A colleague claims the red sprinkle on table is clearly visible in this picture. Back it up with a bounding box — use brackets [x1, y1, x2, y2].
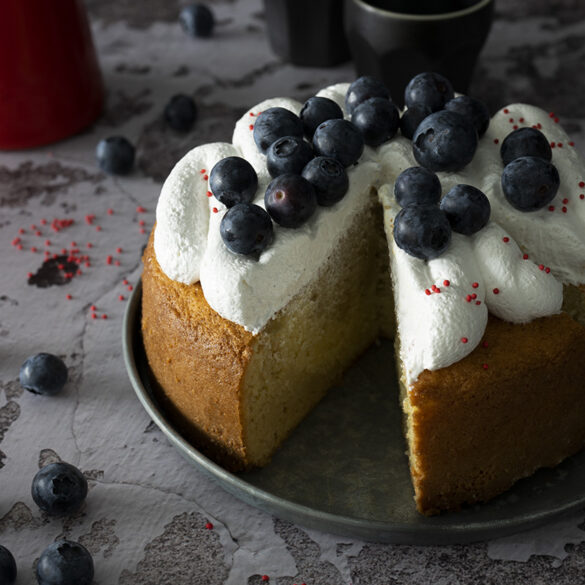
[205, 522, 214, 530]
[482, 363, 489, 370]
[66, 294, 72, 300]
[261, 577, 270, 582]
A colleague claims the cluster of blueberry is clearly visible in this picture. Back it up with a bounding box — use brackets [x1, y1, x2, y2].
[500, 127, 560, 211]
[1, 354, 95, 584]
[392, 167, 491, 260]
[217, 76, 407, 256]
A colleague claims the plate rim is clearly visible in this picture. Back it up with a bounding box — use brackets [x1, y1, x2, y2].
[122, 279, 585, 545]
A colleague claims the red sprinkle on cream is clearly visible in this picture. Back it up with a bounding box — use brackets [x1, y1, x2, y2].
[493, 288, 500, 294]
[443, 279, 450, 286]
[548, 205, 555, 212]
[425, 289, 431, 296]
[493, 138, 499, 145]
[472, 282, 479, 288]
[205, 522, 214, 530]
[502, 236, 510, 243]
[461, 337, 468, 343]
[522, 253, 529, 260]
[212, 207, 218, 213]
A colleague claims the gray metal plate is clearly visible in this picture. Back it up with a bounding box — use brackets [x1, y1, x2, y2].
[123, 281, 585, 544]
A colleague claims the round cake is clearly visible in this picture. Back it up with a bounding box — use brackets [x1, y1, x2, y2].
[141, 74, 585, 515]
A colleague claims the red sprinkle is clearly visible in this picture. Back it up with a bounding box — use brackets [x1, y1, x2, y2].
[106, 255, 113, 265]
[466, 295, 472, 303]
[107, 208, 114, 215]
[212, 207, 218, 213]
[580, 194, 585, 200]
[471, 293, 477, 300]
[476, 300, 482, 305]
[493, 138, 499, 145]
[18, 228, 25, 234]
[91, 313, 97, 320]
[503, 108, 509, 114]
[580, 181, 585, 188]
[548, 205, 555, 212]
[482, 341, 489, 348]
[472, 282, 479, 288]
[482, 363, 489, 370]
[66, 294, 72, 300]
[261, 577, 269, 582]
[551, 142, 556, 148]
[425, 289, 431, 296]
[116, 247, 123, 254]
[127, 285, 134, 291]
[200, 169, 207, 174]
[207, 191, 213, 198]
[545, 267, 551, 273]
[249, 124, 254, 130]
[205, 522, 214, 530]
[538, 264, 545, 271]
[443, 279, 450, 286]
[522, 253, 529, 260]
[562, 206, 567, 213]
[502, 236, 510, 243]
[493, 288, 500, 294]
[90, 305, 97, 311]
[203, 174, 209, 181]
[563, 198, 569, 204]
[137, 206, 147, 213]
[118, 295, 125, 301]
[101, 314, 108, 320]
[461, 337, 468, 344]
[40, 219, 47, 225]
[96, 226, 102, 232]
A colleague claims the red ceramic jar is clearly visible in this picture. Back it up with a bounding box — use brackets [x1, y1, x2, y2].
[0, 0, 104, 149]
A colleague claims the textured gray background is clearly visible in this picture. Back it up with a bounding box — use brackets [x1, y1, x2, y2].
[1, 0, 585, 583]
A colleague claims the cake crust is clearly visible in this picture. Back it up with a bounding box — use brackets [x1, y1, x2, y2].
[408, 313, 585, 515]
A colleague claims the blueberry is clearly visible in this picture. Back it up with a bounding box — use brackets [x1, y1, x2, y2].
[500, 127, 552, 166]
[404, 72, 454, 113]
[209, 156, 258, 208]
[32, 462, 88, 516]
[393, 205, 452, 261]
[351, 97, 400, 147]
[253, 107, 304, 154]
[164, 94, 197, 131]
[299, 96, 343, 139]
[36, 540, 94, 585]
[301, 156, 349, 206]
[440, 184, 491, 235]
[0, 545, 16, 585]
[266, 136, 314, 178]
[313, 119, 364, 167]
[20, 353, 68, 396]
[413, 110, 478, 172]
[345, 76, 390, 115]
[445, 95, 490, 137]
[501, 156, 560, 212]
[264, 174, 317, 228]
[400, 104, 432, 140]
[179, 4, 215, 38]
[394, 167, 441, 207]
[220, 203, 274, 256]
[96, 136, 135, 175]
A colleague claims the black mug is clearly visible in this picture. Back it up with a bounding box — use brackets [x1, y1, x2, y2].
[264, 0, 351, 67]
[343, 0, 494, 103]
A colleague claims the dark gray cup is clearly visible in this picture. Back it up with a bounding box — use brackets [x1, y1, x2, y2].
[264, 0, 351, 67]
[343, 0, 494, 103]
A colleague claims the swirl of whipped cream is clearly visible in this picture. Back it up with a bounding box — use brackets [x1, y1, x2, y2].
[155, 85, 382, 333]
[444, 103, 585, 286]
[379, 189, 563, 384]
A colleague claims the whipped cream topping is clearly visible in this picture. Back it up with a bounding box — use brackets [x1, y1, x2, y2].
[154, 84, 572, 381]
[380, 191, 563, 384]
[445, 103, 585, 286]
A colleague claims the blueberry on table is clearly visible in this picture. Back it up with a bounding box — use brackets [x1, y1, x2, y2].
[164, 94, 197, 131]
[351, 97, 400, 147]
[179, 4, 215, 38]
[393, 205, 452, 261]
[501, 156, 560, 212]
[36, 540, 94, 585]
[301, 156, 349, 206]
[267, 136, 314, 178]
[95, 136, 135, 175]
[253, 107, 304, 153]
[413, 110, 478, 172]
[394, 167, 441, 208]
[220, 203, 274, 256]
[300, 96, 343, 139]
[32, 462, 88, 516]
[0, 545, 16, 585]
[20, 353, 68, 396]
[440, 184, 491, 235]
[264, 174, 317, 228]
[345, 76, 390, 115]
[500, 127, 552, 166]
[445, 95, 490, 138]
[209, 156, 258, 207]
[312, 118, 364, 167]
[400, 104, 432, 140]
[404, 72, 454, 113]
